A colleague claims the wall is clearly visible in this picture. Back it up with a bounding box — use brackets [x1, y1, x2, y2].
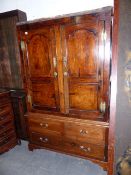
[115, 0, 131, 166]
[0, 0, 113, 20]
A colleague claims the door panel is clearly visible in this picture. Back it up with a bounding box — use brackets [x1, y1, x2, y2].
[67, 28, 98, 77]
[25, 28, 59, 111]
[28, 34, 51, 77]
[69, 83, 98, 110]
[61, 18, 106, 115]
[31, 78, 56, 109]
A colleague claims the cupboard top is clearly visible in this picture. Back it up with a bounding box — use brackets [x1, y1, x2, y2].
[17, 6, 112, 30]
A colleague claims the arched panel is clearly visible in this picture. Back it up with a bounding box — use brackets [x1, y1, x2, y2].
[28, 34, 51, 77]
[67, 29, 97, 77]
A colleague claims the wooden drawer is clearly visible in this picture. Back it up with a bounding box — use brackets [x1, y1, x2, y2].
[0, 94, 10, 106]
[64, 122, 108, 145]
[0, 138, 17, 154]
[0, 113, 13, 125]
[0, 91, 17, 153]
[0, 121, 15, 134]
[0, 130, 16, 146]
[29, 117, 63, 134]
[62, 139, 76, 154]
[0, 129, 15, 142]
[63, 139, 106, 161]
[76, 142, 105, 161]
[30, 132, 62, 148]
[0, 104, 12, 116]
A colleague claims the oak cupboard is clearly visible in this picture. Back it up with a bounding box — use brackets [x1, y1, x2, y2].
[17, 7, 112, 170]
[0, 10, 27, 141]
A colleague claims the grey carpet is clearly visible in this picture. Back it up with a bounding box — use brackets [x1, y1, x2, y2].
[0, 141, 107, 175]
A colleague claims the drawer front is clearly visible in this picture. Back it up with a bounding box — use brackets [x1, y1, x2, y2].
[0, 113, 13, 125]
[0, 94, 10, 106]
[0, 138, 16, 154]
[62, 139, 77, 154]
[0, 126, 15, 139]
[0, 104, 12, 116]
[76, 142, 105, 160]
[30, 132, 62, 148]
[63, 139, 105, 161]
[64, 122, 107, 145]
[29, 118, 63, 134]
[0, 131, 16, 146]
[0, 121, 15, 134]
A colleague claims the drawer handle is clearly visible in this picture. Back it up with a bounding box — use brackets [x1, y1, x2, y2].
[40, 123, 48, 128]
[80, 129, 88, 135]
[39, 137, 48, 143]
[80, 145, 91, 152]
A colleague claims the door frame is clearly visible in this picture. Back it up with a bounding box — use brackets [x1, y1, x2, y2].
[108, 0, 119, 174]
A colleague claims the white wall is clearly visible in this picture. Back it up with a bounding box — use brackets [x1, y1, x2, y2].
[0, 0, 113, 20]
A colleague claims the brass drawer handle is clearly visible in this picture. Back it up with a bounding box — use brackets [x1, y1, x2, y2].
[80, 129, 88, 135]
[39, 137, 48, 143]
[40, 123, 48, 128]
[80, 145, 91, 152]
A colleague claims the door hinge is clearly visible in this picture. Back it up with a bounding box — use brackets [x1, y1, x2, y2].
[54, 71, 58, 77]
[53, 57, 57, 68]
[63, 57, 67, 67]
[27, 94, 32, 104]
[99, 101, 106, 113]
[101, 30, 107, 42]
[20, 40, 26, 52]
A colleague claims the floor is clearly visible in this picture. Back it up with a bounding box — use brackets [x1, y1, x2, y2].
[0, 141, 107, 175]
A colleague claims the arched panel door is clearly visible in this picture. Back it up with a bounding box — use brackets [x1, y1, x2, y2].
[24, 28, 60, 111]
[61, 17, 110, 118]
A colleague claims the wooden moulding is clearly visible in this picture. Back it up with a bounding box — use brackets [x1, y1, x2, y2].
[17, 6, 112, 30]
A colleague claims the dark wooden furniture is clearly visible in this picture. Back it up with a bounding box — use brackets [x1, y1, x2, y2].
[0, 90, 17, 153]
[0, 10, 27, 142]
[17, 7, 112, 171]
[0, 10, 27, 89]
[10, 90, 27, 140]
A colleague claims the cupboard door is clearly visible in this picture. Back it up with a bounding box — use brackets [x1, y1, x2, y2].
[23, 28, 60, 111]
[61, 17, 110, 116]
